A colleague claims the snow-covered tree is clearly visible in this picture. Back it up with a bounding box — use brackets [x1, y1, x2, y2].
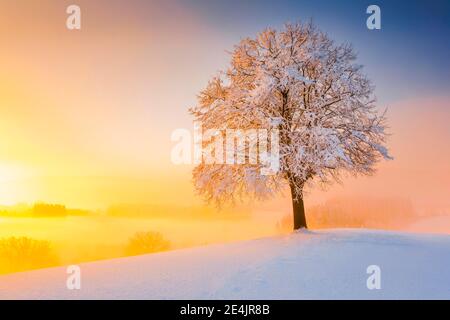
[190, 22, 391, 230]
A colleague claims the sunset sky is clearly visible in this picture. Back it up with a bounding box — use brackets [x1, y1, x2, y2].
[0, 0, 449, 212]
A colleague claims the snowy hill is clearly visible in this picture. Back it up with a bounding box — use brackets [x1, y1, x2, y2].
[0, 229, 449, 299]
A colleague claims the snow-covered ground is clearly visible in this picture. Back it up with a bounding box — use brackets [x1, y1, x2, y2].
[0, 229, 449, 299]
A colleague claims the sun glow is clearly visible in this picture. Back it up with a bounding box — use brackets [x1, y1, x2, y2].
[0, 164, 32, 205]
[0, 164, 24, 183]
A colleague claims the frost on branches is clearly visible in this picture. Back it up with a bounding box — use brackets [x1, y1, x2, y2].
[190, 22, 392, 229]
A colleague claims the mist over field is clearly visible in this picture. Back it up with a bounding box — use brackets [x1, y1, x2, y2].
[1, 195, 449, 274]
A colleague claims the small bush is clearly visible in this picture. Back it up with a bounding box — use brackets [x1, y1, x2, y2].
[125, 231, 171, 256]
[0, 237, 59, 274]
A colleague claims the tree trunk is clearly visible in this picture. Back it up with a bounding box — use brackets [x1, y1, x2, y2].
[290, 183, 307, 230]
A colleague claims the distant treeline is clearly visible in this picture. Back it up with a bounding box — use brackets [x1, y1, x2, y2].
[277, 197, 421, 232]
[0, 203, 91, 218]
[0, 203, 251, 220]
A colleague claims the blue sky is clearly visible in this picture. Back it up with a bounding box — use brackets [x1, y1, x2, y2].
[180, 0, 450, 104]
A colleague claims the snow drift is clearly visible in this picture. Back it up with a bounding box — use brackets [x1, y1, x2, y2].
[0, 229, 449, 299]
